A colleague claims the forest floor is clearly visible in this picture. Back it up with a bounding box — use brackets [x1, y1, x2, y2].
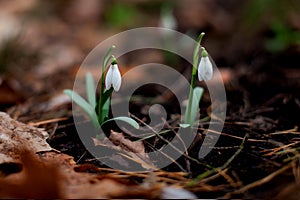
[0, 1, 300, 199]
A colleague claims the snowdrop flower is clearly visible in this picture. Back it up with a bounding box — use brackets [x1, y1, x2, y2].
[198, 47, 213, 81]
[159, 6, 177, 30]
[105, 56, 121, 91]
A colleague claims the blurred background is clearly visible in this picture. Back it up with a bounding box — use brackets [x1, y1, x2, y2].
[0, 0, 300, 110]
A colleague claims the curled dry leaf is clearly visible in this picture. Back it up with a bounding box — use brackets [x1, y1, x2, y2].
[0, 112, 52, 163]
[109, 130, 145, 154]
[93, 131, 157, 170]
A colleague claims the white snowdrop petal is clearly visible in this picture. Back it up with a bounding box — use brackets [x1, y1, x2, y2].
[112, 64, 122, 91]
[105, 63, 122, 92]
[105, 64, 113, 90]
[202, 57, 213, 80]
[198, 56, 213, 81]
[205, 59, 213, 80]
[198, 58, 205, 81]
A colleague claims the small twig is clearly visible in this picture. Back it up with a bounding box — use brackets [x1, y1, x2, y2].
[28, 117, 69, 126]
[197, 168, 226, 184]
[222, 133, 248, 169]
[262, 141, 300, 156]
[162, 118, 192, 174]
[283, 154, 300, 163]
[198, 127, 266, 142]
[246, 152, 282, 167]
[131, 114, 211, 168]
[224, 121, 253, 126]
[269, 126, 299, 135]
[218, 169, 241, 188]
[212, 146, 240, 150]
[130, 114, 187, 172]
[47, 122, 58, 141]
[76, 151, 87, 164]
[223, 162, 293, 198]
[188, 133, 248, 185]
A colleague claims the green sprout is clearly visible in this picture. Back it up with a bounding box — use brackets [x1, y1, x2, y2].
[182, 32, 213, 128]
[64, 46, 139, 130]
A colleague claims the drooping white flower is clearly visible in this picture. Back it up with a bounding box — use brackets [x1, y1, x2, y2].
[198, 47, 213, 81]
[105, 58, 121, 91]
[159, 7, 177, 30]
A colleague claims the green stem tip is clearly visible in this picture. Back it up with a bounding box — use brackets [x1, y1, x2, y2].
[111, 55, 117, 65]
[201, 47, 208, 57]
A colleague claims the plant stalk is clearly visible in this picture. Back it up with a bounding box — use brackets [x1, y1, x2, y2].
[185, 32, 205, 125]
[98, 46, 115, 123]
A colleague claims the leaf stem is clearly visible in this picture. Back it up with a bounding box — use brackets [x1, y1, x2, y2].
[98, 45, 115, 124]
[185, 32, 205, 125]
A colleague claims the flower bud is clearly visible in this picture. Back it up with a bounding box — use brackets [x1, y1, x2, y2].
[198, 47, 213, 81]
[105, 56, 121, 91]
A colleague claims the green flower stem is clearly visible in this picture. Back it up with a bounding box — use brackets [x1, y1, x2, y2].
[98, 45, 115, 123]
[185, 32, 205, 125]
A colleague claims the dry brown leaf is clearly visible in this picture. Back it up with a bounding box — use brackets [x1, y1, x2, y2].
[0, 112, 191, 198]
[0, 150, 62, 198]
[109, 130, 145, 154]
[93, 131, 157, 170]
[0, 141, 191, 198]
[0, 149, 163, 198]
[0, 112, 52, 163]
[0, 150, 133, 198]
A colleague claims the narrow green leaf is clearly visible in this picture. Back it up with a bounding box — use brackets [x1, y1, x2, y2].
[64, 89, 92, 115]
[102, 116, 139, 129]
[189, 87, 204, 126]
[184, 103, 190, 124]
[86, 73, 96, 109]
[184, 87, 204, 126]
[64, 89, 100, 129]
[89, 111, 101, 129]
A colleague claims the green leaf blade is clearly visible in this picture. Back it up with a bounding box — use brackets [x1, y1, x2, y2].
[64, 89, 100, 129]
[102, 116, 139, 129]
[184, 87, 204, 127]
[86, 73, 96, 110]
